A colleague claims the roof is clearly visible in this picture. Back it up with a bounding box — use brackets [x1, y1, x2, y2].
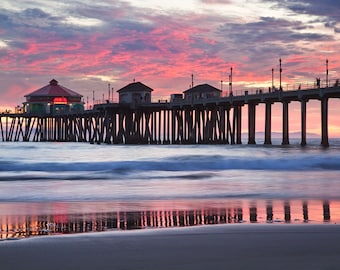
[183, 84, 222, 94]
[117, 82, 153, 93]
[25, 79, 83, 98]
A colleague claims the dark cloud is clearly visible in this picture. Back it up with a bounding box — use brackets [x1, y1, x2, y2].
[264, 0, 340, 32]
[0, 8, 62, 41]
[215, 16, 330, 70]
[276, 0, 340, 17]
[120, 40, 159, 51]
[0, 12, 10, 22]
[22, 8, 50, 18]
[218, 17, 330, 44]
[214, 15, 332, 76]
[112, 20, 154, 33]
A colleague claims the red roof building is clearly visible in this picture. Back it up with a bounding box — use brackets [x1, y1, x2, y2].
[24, 79, 84, 114]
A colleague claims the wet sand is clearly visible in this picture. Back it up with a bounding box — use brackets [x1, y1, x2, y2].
[1, 224, 340, 270]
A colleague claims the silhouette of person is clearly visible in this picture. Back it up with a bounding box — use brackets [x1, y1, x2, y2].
[316, 78, 321, 88]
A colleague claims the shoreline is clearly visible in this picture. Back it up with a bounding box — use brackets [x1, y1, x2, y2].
[1, 224, 340, 270]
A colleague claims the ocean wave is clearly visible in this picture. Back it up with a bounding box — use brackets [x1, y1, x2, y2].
[0, 153, 340, 175]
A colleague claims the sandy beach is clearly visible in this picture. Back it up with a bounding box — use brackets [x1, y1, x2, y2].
[1, 224, 340, 270]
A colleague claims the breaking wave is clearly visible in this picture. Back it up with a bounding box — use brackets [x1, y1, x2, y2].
[0, 153, 339, 182]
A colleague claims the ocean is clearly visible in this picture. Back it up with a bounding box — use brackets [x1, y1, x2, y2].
[1, 139, 340, 239]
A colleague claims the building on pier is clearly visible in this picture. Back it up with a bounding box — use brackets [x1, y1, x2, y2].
[183, 84, 222, 101]
[117, 81, 153, 105]
[23, 79, 84, 114]
[170, 93, 183, 103]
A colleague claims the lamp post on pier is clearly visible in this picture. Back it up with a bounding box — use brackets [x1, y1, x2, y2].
[326, 59, 329, 88]
[279, 58, 282, 91]
[272, 68, 274, 90]
[229, 67, 233, 95]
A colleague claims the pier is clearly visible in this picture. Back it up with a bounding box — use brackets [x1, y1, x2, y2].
[1, 86, 340, 146]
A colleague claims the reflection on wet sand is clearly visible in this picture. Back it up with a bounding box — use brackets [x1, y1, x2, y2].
[284, 201, 291, 222]
[303, 201, 308, 222]
[323, 201, 331, 222]
[266, 203, 273, 222]
[0, 199, 339, 240]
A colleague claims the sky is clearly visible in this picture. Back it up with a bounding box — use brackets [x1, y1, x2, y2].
[1, 0, 340, 135]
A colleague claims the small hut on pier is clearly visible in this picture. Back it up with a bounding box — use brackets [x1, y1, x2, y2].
[117, 82, 153, 105]
[23, 79, 84, 114]
[183, 84, 221, 101]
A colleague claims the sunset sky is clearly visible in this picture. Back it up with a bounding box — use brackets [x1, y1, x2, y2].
[1, 0, 340, 135]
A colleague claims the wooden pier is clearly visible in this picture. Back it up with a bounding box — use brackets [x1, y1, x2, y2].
[1, 86, 340, 146]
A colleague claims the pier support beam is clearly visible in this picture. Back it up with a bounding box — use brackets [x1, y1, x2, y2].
[171, 109, 176, 144]
[301, 100, 307, 146]
[231, 107, 235, 145]
[264, 102, 272, 145]
[226, 107, 231, 144]
[234, 105, 242, 144]
[282, 101, 290, 145]
[321, 98, 329, 147]
[248, 103, 256, 144]
[237, 106, 242, 144]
